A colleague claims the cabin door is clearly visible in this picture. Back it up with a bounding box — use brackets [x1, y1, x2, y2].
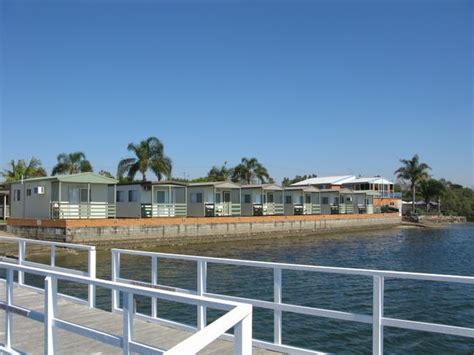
[223, 191, 231, 215]
[304, 194, 312, 214]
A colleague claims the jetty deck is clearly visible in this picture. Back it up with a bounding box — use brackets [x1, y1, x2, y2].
[0, 283, 277, 354]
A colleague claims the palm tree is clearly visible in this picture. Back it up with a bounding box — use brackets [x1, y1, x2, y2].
[52, 152, 93, 175]
[1, 157, 47, 182]
[394, 154, 431, 213]
[207, 162, 232, 181]
[117, 137, 172, 182]
[232, 157, 270, 184]
[419, 179, 445, 212]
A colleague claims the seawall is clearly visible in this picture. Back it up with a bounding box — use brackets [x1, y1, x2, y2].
[6, 214, 401, 247]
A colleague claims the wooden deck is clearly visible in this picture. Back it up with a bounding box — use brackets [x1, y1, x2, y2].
[0, 283, 279, 354]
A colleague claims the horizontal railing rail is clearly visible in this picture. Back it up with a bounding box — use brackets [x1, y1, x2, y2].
[112, 248, 474, 355]
[0, 235, 96, 307]
[152, 203, 187, 217]
[50, 201, 116, 219]
[0, 262, 252, 355]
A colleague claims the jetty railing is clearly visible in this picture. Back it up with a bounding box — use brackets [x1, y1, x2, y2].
[0, 236, 97, 307]
[0, 262, 252, 355]
[112, 248, 474, 355]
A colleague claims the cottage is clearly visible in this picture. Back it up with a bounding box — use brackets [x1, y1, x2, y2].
[319, 189, 376, 214]
[241, 184, 284, 216]
[283, 186, 321, 215]
[187, 182, 241, 217]
[9, 173, 117, 219]
[116, 181, 187, 218]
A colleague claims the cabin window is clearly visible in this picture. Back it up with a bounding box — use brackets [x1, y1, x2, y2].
[305, 195, 311, 204]
[366, 196, 373, 205]
[346, 196, 352, 202]
[254, 194, 262, 204]
[299, 196, 304, 204]
[285, 195, 292, 204]
[267, 193, 274, 203]
[68, 188, 80, 204]
[215, 193, 221, 203]
[116, 191, 125, 202]
[322, 197, 329, 204]
[191, 193, 203, 203]
[128, 190, 138, 202]
[334, 197, 339, 205]
[27, 189, 32, 196]
[14, 189, 21, 201]
[244, 194, 251, 204]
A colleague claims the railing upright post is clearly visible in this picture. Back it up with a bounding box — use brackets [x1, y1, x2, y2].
[151, 256, 158, 318]
[274, 267, 282, 345]
[234, 307, 253, 355]
[373, 275, 384, 355]
[50, 245, 56, 267]
[112, 250, 120, 312]
[18, 240, 26, 285]
[88, 247, 97, 308]
[44, 276, 57, 355]
[197, 260, 207, 330]
[122, 291, 134, 355]
[5, 269, 14, 351]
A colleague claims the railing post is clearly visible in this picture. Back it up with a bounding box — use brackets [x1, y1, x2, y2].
[44, 276, 57, 355]
[274, 267, 282, 345]
[122, 292, 134, 355]
[373, 275, 384, 355]
[50, 245, 56, 267]
[197, 260, 207, 330]
[151, 256, 158, 318]
[112, 250, 120, 312]
[88, 247, 97, 308]
[18, 240, 26, 285]
[234, 308, 252, 355]
[5, 269, 14, 351]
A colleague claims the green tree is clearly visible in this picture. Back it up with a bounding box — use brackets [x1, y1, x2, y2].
[117, 137, 172, 182]
[1, 157, 47, 182]
[52, 152, 93, 175]
[418, 178, 445, 212]
[394, 154, 431, 213]
[207, 162, 232, 181]
[98, 170, 115, 179]
[231, 157, 270, 184]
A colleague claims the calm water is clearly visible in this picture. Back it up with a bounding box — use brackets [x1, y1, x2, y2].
[22, 224, 474, 354]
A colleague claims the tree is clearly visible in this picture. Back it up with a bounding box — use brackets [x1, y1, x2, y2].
[52, 152, 93, 175]
[394, 154, 431, 213]
[282, 174, 317, 187]
[1, 157, 47, 182]
[231, 157, 270, 184]
[207, 162, 232, 181]
[98, 170, 115, 179]
[117, 137, 172, 182]
[418, 179, 445, 212]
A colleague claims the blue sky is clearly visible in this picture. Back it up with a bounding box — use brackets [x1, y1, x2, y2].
[1, 0, 472, 185]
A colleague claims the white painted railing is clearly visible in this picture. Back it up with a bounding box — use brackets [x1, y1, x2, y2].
[112, 249, 474, 355]
[0, 262, 253, 355]
[0, 236, 97, 307]
[50, 201, 116, 219]
[152, 203, 187, 217]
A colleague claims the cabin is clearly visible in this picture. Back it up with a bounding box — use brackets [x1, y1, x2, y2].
[283, 186, 321, 215]
[320, 189, 376, 214]
[240, 184, 284, 216]
[187, 182, 241, 217]
[9, 173, 118, 219]
[116, 181, 187, 218]
[0, 183, 9, 219]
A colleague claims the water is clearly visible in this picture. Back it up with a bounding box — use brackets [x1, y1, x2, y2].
[23, 224, 474, 354]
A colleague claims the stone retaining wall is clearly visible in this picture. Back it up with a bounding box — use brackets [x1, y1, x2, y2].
[7, 214, 401, 246]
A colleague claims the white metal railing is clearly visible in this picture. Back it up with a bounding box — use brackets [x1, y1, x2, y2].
[0, 262, 253, 355]
[303, 203, 321, 215]
[0, 235, 97, 307]
[111, 249, 474, 355]
[263, 203, 284, 215]
[50, 201, 116, 219]
[215, 203, 241, 216]
[152, 203, 187, 217]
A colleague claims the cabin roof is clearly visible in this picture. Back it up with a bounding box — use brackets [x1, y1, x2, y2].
[284, 186, 320, 192]
[187, 181, 241, 189]
[240, 183, 284, 191]
[10, 172, 118, 185]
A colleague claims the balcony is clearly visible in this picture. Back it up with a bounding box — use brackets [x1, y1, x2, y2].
[51, 202, 116, 219]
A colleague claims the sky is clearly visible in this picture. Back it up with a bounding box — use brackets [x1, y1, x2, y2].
[1, 0, 472, 186]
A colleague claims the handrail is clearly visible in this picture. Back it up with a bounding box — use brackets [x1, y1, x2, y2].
[112, 248, 474, 354]
[0, 262, 253, 355]
[0, 235, 96, 306]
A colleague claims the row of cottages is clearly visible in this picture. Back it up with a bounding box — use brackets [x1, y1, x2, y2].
[8, 173, 382, 219]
